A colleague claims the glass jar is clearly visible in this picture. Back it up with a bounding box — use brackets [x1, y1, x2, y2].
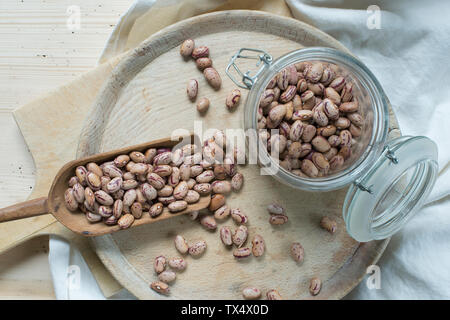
[226, 47, 438, 241]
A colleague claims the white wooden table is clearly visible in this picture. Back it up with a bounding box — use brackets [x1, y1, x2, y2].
[0, 0, 132, 299]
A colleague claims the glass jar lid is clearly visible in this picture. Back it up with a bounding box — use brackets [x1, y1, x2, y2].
[343, 136, 438, 241]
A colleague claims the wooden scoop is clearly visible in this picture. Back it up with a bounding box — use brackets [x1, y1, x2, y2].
[0, 135, 210, 236]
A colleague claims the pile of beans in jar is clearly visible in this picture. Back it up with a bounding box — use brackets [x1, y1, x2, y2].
[257, 61, 363, 178]
[63, 137, 244, 229]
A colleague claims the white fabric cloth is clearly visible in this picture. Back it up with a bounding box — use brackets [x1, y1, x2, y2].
[49, 0, 450, 299]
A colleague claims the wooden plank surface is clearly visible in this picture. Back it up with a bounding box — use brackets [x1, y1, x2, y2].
[0, 0, 132, 299]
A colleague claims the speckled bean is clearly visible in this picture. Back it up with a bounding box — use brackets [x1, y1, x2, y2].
[168, 200, 187, 213]
[242, 287, 261, 300]
[168, 257, 187, 271]
[154, 255, 167, 273]
[291, 242, 304, 263]
[231, 208, 248, 224]
[220, 226, 233, 246]
[118, 213, 134, 229]
[251, 235, 265, 257]
[200, 215, 217, 230]
[203, 67, 221, 90]
[174, 235, 189, 254]
[149, 202, 164, 217]
[187, 79, 198, 101]
[233, 247, 251, 259]
[188, 239, 207, 257]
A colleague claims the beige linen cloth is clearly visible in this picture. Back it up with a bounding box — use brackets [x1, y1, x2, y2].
[10, 0, 292, 299]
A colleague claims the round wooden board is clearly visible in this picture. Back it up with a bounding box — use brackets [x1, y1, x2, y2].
[77, 11, 399, 300]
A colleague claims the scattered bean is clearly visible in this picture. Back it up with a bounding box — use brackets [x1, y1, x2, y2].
[191, 46, 209, 59]
[233, 247, 251, 259]
[230, 208, 248, 224]
[168, 257, 187, 271]
[188, 239, 207, 257]
[203, 67, 221, 90]
[174, 235, 189, 254]
[180, 39, 195, 57]
[226, 89, 241, 110]
[290, 242, 304, 263]
[309, 277, 321, 296]
[269, 214, 288, 225]
[200, 215, 217, 231]
[196, 97, 210, 113]
[251, 235, 265, 257]
[187, 79, 198, 101]
[232, 225, 248, 248]
[220, 226, 233, 246]
[320, 216, 337, 233]
[154, 255, 167, 274]
[151, 281, 170, 295]
[242, 287, 261, 300]
[158, 270, 176, 284]
[267, 203, 284, 215]
[266, 289, 282, 300]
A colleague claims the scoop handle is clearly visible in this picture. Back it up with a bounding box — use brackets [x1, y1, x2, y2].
[0, 197, 48, 223]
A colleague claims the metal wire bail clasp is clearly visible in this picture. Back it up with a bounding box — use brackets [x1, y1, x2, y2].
[226, 48, 273, 89]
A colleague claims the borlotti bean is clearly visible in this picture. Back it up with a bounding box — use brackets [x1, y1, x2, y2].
[258, 61, 363, 177]
[151, 281, 170, 295]
[64, 189, 78, 211]
[179, 39, 195, 57]
[174, 235, 189, 254]
[219, 226, 233, 246]
[196, 57, 212, 70]
[185, 190, 200, 204]
[251, 235, 265, 257]
[211, 180, 231, 194]
[232, 225, 248, 248]
[231, 173, 244, 191]
[149, 202, 163, 217]
[168, 200, 188, 213]
[188, 239, 207, 257]
[208, 194, 225, 211]
[320, 216, 337, 233]
[196, 97, 210, 114]
[158, 270, 176, 284]
[68, 176, 78, 187]
[191, 46, 209, 59]
[267, 203, 284, 215]
[214, 205, 230, 220]
[242, 287, 262, 300]
[233, 247, 251, 259]
[186, 79, 198, 101]
[154, 256, 167, 274]
[309, 277, 322, 296]
[266, 289, 283, 300]
[64, 140, 244, 230]
[203, 67, 222, 90]
[230, 208, 248, 224]
[168, 257, 187, 271]
[290, 242, 304, 263]
[118, 214, 134, 229]
[226, 89, 241, 111]
[269, 214, 288, 225]
[213, 165, 227, 180]
[200, 215, 217, 231]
